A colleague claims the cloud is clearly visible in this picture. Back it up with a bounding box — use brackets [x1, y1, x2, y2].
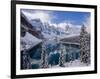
[22, 10, 54, 23]
[49, 23, 58, 28]
[57, 22, 81, 30]
[58, 22, 68, 29]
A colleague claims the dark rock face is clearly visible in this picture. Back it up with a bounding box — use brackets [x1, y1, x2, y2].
[61, 36, 80, 44]
[21, 27, 26, 37]
[21, 12, 44, 39]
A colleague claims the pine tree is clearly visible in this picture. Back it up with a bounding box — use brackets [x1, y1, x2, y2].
[69, 45, 73, 63]
[40, 43, 49, 68]
[21, 49, 32, 69]
[59, 43, 65, 67]
[80, 24, 90, 65]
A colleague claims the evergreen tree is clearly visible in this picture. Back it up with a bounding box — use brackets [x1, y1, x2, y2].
[40, 43, 49, 68]
[80, 24, 90, 65]
[59, 43, 65, 67]
[21, 49, 32, 69]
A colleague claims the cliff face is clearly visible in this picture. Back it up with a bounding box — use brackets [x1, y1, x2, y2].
[61, 36, 80, 44]
[21, 12, 44, 39]
[61, 34, 90, 44]
[21, 12, 43, 51]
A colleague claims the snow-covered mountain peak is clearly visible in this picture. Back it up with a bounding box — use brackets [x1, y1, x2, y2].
[29, 18, 81, 39]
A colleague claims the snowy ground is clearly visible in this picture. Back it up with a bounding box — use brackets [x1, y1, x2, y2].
[30, 59, 88, 69]
[50, 59, 88, 68]
[64, 59, 88, 67]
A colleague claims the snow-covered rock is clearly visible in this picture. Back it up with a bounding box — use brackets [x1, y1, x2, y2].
[31, 19, 44, 31]
[21, 32, 42, 51]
